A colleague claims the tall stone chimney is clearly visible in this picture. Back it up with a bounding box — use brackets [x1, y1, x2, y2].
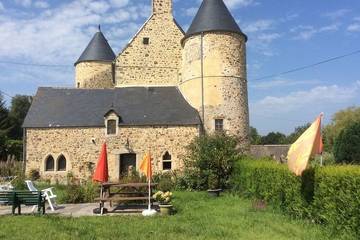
[152, 0, 172, 14]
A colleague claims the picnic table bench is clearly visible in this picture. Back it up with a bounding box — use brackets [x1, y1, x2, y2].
[0, 191, 46, 215]
[95, 182, 157, 214]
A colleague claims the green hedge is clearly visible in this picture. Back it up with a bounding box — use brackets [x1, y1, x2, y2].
[231, 158, 360, 235]
[312, 166, 360, 234]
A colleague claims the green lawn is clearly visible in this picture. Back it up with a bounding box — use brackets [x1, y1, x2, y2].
[0, 192, 355, 240]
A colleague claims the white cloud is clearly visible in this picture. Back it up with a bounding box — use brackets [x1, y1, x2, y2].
[224, 0, 258, 8]
[256, 33, 281, 43]
[291, 24, 339, 40]
[34, 1, 49, 9]
[243, 19, 274, 33]
[250, 78, 321, 90]
[347, 23, 360, 32]
[0, 2, 4, 11]
[323, 9, 351, 19]
[14, 0, 32, 7]
[183, 7, 198, 17]
[109, 0, 129, 8]
[252, 83, 359, 115]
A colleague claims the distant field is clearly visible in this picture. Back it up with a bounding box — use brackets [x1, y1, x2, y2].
[0, 192, 355, 240]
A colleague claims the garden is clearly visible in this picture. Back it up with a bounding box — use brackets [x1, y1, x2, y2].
[1, 108, 360, 239]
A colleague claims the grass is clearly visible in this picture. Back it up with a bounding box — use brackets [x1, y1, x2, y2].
[0, 191, 356, 240]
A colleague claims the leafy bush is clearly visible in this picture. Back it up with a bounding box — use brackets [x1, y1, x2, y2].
[231, 157, 360, 235]
[312, 166, 360, 235]
[183, 133, 239, 190]
[62, 181, 99, 204]
[153, 171, 175, 192]
[230, 157, 311, 218]
[333, 122, 360, 164]
[29, 169, 40, 181]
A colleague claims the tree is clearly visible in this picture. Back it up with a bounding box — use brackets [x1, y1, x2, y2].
[8, 95, 32, 139]
[333, 122, 360, 164]
[324, 107, 360, 152]
[0, 94, 9, 135]
[260, 132, 287, 145]
[286, 123, 311, 144]
[250, 126, 261, 144]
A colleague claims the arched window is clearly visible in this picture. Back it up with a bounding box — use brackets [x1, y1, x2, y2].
[57, 155, 67, 171]
[162, 151, 172, 170]
[45, 155, 55, 171]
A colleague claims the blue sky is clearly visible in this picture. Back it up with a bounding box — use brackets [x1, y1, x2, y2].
[0, 0, 359, 134]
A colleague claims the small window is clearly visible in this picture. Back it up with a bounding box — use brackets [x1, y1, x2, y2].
[215, 119, 224, 132]
[107, 119, 117, 135]
[57, 155, 67, 171]
[111, 63, 116, 84]
[77, 82, 80, 88]
[45, 155, 55, 172]
[143, 37, 149, 45]
[162, 151, 172, 170]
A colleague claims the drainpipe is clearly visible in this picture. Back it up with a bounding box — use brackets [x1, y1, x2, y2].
[200, 32, 205, 134]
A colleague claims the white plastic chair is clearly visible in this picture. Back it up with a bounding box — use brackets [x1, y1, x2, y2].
[25, 180, 57, 212]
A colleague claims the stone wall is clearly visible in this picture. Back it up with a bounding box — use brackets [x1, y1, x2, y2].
[180, 32, 250, 151]
[75, 61, 114, 89]
[115, 12, 184, 86]
[153, 0, 172, 14]
[25, 125, 199, 183]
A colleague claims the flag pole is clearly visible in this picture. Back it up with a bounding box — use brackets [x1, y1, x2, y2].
[320, 113, 324, 167]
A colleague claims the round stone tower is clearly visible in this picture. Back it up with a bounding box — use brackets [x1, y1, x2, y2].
[180, 0, 250, 150]
[75, 27, 116, 89]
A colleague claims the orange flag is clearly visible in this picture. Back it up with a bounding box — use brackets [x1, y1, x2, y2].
[287, 114, 323, 176]
[139, 152, 152, 179]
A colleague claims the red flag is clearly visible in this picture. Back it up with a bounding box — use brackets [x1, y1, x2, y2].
[93, 143, 109, 183]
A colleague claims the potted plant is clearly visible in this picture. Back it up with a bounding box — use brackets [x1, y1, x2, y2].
[207, 173, 221, 197]
[153, 191, 173, 215]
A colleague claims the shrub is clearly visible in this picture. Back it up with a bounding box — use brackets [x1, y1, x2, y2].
[153, 171, 175, 192]
[183, 133, 239, 190]
[62, 181, 99, 204]
[29, 169, 40, 181]
[230, 157, 311, 218]
[312, 166, 360, 235]
[231, 157, 360, 235]
[333, 122, 360, 164]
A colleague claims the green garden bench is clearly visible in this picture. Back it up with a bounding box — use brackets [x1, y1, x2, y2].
[0, 191, 46, 215]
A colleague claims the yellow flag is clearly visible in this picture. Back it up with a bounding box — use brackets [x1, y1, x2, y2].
[139, 152, 152, 179]
[287, 115, 323, 176]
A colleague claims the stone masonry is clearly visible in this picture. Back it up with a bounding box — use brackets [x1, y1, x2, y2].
[180, 32, 250, 151]
[25, 125, 199, 183]
[75, 61, 114, 89]
[115, 0, 184, 86]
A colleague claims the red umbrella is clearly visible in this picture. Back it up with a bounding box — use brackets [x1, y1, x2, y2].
[93, 142, 109, 183]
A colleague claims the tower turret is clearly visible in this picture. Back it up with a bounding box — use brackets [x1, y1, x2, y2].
[180, 0, 250, 151]
[75, 26, 116, 89]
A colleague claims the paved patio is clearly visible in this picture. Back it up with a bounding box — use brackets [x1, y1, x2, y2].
[0, 203, 158, 217]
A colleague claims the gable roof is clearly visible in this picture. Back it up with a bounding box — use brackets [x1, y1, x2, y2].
[75, 30, 116, 66]
[184, 0, 247, 40]
[23, 87, 201, 128]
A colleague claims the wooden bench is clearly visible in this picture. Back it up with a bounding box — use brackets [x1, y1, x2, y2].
[0, 191, 46, 215]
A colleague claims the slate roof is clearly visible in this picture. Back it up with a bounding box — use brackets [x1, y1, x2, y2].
[23, 87, 201, 128]
[185, 0, 247, 40]
[75, 30, 116, 65]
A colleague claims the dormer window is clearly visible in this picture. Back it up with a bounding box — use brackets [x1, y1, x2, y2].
[107, 120, 117, 135]
[104, 110, 120, 136]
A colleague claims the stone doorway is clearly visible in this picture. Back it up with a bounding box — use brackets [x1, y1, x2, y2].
[119, 153, 136, 178]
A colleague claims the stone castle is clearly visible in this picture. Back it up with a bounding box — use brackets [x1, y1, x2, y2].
[23, 0, 250, 182]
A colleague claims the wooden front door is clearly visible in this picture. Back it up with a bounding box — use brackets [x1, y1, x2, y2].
[119, 153, 136, 177]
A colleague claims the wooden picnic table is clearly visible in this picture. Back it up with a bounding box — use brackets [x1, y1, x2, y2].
[95, 182, 157, 214]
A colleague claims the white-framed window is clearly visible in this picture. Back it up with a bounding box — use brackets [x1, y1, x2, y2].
[104, 110, 120, 136]
[215, 119, 224, 132]
[162, 151, 172, 170]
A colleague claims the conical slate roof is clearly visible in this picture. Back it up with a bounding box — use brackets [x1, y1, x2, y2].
[75, 29, 116, 65]
[185, 0, 247, 40]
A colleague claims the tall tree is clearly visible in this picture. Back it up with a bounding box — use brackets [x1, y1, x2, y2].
[250, 126, 261, 144]
[0, 94, 10, 135]
[324, 107, 360, 151]
[286, 123, 311, 144]
[8, 95, 32, 139]
[260, 132, 287, 145]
